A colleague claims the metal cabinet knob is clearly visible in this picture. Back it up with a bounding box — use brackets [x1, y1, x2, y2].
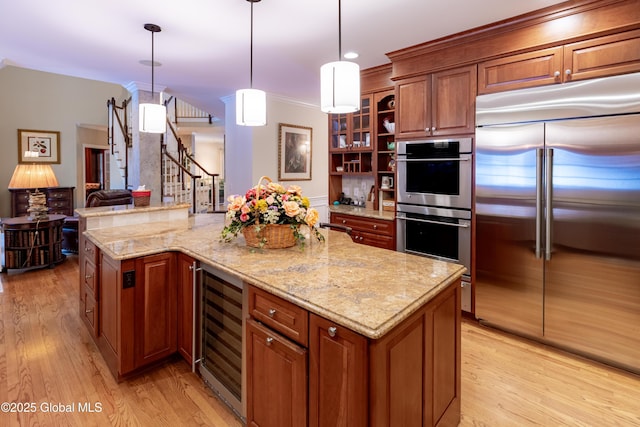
[342, 220, 346, 224]
[85, 309, 93, 314]
[85, 274, 93, 280]
[373, 224, 377, 230]
[268, 308, 276, 318]
[266, 337, 274, 346]
[554, 70, 561, 77]
[565, 69, 572, 75]
[328, 326, 337, 337]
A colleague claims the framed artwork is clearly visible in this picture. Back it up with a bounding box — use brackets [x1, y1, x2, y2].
[18, 129, 61, 164]
[278, 123, 312, 181]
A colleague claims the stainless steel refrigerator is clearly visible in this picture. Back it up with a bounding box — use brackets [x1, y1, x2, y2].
[475, 72, 640, 373]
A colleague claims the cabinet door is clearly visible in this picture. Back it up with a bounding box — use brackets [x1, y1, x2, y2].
[396, 75, 431, 139]
[134, 252, 177, 368]
[432, 65, 477, 136]
[309, 314, 368, 427]
[564, 29, 640, 82]
[478, 47, 564, 94]
[177, 253, 197, 365]
[246, 319, 307, 427]
[99, 253, 120, 364]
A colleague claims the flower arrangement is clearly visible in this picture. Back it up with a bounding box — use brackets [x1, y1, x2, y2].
[220, 177, 325, 248]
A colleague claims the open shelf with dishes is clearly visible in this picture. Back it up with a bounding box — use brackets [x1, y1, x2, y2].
[375, 90, 396, 211]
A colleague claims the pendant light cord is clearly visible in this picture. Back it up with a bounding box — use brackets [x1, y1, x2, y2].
[250, 0, 254, 88]
[338, 0, 342, 61]
[151, 30, 155, 96]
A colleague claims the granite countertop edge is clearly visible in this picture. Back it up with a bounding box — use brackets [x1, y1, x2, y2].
[83, 215, 465, 340]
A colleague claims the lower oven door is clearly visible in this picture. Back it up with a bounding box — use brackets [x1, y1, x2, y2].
[396, 205, 471, 277]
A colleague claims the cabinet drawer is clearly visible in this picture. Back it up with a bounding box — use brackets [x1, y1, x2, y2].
[84, 260, 97, 294]
[352, 231, 394, 250]
[83, 239, 99, 264]
[81, 289, 99, 338]
[331, 213, 394, 236]
[249, 286, 308, 346]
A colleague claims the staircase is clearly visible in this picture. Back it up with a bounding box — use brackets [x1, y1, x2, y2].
[107, 96, 221, 214]
[107, 97, 131, 189]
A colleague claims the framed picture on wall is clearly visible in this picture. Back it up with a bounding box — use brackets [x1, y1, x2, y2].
[278, 123, 312, 181]
[18, 129, 61, 163]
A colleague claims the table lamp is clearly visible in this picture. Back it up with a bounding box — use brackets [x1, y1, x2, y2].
[8, 151, 59, 220]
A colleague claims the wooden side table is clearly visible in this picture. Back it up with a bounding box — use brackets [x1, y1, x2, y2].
[1, 214, 67, 272]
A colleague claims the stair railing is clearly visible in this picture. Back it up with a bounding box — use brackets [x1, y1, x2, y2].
[107, 97, 131, 189]
[162, 116, 220, 213]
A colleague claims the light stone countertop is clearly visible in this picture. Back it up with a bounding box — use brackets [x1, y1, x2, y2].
[328, 204, 395, 221]
[83, 213, 465, 339]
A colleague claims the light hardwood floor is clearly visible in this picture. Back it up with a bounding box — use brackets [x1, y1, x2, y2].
[1, 255, 639, 426]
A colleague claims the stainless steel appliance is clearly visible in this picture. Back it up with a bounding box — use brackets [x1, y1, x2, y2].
[396, 205, 471, 276]
[198, 264, 246, 421]
[397, 137, 473, 210]
[396, 137, 474, 311]
[475, 72, 640, 373]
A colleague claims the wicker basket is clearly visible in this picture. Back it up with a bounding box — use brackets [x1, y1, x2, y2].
[241, 176, 296, 249]
[132, 190, 151, 207]
[242, 224, 296, 249]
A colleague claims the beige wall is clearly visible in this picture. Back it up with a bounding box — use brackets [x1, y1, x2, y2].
[0, 66, 126, 217]
[224, 95, 329, 218]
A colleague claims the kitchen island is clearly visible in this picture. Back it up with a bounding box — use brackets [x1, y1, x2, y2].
[76, 206, 466, 427]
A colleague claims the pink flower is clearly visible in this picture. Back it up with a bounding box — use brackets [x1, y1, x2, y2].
[227, 195, 245, 212]
[240, 213, 249, 222]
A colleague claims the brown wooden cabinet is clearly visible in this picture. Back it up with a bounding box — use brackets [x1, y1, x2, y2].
[330, 212, 395, 250]
[247, 280, 461, 427]
[1, 214, 66, 271]
[309, 313, 368, 427]
[10, 186, 75, 217]
[81, 248, 179, 380]
[246, 319, 308, 427]
[79, 231, 99, 337]
[478, 29, 640, 94]
[133, 253, 177, 368]
[396, 65, 476, 139]
[177, 253, 197, 365]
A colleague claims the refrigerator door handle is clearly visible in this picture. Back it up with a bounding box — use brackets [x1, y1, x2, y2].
[536, 148, 544, 259]
[545, 148, 554, 261]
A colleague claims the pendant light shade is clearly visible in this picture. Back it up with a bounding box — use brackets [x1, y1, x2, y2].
[139, 103, 167, 133]
[236, 0, 266, 126]
[139, 23, 167, 133]
[320, 0, 360, 113]
[320, 60, 360, 113]
[236, 88, 266, 126]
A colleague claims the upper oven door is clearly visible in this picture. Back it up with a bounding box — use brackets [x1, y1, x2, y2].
[397, 138, 473, 209]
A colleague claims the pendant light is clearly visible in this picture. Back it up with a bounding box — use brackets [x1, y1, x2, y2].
[320, 0, 360, 114]
[236, 0, 266, 126]
[139, 23, 167, 133]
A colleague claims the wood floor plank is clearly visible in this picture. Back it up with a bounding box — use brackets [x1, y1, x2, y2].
[1, 255, 639, 426]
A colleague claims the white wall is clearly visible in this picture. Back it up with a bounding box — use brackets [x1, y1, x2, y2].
[0, 65, 127, 217]
[223, 94, 329, 221]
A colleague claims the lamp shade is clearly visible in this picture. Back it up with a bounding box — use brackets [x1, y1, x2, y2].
[139, 102, 167, 133]
[320, 60, 361, 113]
[8, 164, 59, 189]
[236, 88, 267, 126]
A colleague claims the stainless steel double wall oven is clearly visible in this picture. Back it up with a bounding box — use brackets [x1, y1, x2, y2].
[396, 137, 473, 298]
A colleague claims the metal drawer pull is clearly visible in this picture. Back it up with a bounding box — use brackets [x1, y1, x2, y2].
[85, 309, 93, 314]
[268, 308, 276, 317]
[85, 274, 93, 280]
[328, 326, 337, 337]
[266, 337, 274, 346]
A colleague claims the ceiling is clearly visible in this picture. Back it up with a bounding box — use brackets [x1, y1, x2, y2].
[1, 0, 568, 122]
